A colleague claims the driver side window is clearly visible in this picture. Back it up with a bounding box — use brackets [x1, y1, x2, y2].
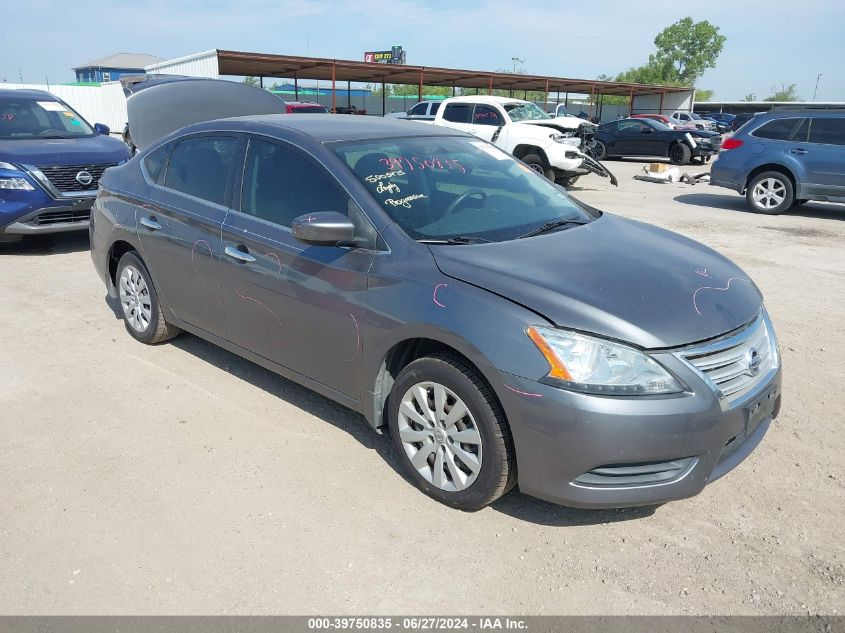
[240, 138, 349, 229]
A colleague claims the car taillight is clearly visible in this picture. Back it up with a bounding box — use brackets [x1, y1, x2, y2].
[722, 138, 744, 150]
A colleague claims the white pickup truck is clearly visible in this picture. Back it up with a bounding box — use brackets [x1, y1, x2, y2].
[424, 95, 615, 187]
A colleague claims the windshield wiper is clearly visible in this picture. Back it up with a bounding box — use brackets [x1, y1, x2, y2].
[40, 134, 73, 139]
[417, 236, 492, 245]
[517, 218, 589, 239]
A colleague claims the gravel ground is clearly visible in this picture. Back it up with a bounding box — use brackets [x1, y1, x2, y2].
[0, 158, 843, 615]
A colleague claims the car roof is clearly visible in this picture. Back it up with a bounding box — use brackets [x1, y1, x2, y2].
[446, 95, 525, 106]
[0, 88, 57, 100]
[193, 113, 466, 142]
[756, 109, 845, 119]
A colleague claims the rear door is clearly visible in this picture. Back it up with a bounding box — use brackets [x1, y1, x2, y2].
[219, 136, 377, 398]
[803, 117, 845, 198]
[137, 133, 241, 336]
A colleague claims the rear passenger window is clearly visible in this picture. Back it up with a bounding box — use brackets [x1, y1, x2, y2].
[143, 142, 172, 184]
[240, 138, 348, 228]
[430, 102, 441, 115]
[808, 118, 845, 146]
[163, 136, 236, 206]
[443, 104, 472, 123]
[752, 118, 804, 141]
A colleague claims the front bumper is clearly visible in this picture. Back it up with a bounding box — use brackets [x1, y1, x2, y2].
[495, 358, 781, 509]
[1, 199, 94, 234]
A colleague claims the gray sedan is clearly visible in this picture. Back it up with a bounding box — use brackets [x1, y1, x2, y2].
[90, 114, 781, 511]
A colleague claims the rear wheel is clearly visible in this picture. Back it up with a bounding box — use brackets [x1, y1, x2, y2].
[116, 252, 180, 344]
[669, 142, 692, 165]
[388, 353, 516, 511]
[521, 153, 555, 181]
[746, 171, 794, 215]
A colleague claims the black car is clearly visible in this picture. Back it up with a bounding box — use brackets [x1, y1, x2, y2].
[593, 118, 721, 165]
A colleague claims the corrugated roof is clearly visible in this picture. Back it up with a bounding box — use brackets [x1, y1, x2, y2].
[214, 49, 692, 97]
[73, 53, 164, 71]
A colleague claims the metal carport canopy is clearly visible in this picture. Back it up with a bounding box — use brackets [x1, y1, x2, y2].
[215, 49, 691, 99]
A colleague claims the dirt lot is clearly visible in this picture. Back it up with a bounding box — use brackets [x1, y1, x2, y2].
[1, 159, 843, 615]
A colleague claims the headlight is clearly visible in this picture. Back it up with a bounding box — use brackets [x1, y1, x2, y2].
[550, 133, 580, 146]
[526, 326, 683, 395]
[0, 177, 35, 191]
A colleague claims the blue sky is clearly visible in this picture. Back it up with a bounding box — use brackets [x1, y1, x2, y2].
[3, 0, 843, 101]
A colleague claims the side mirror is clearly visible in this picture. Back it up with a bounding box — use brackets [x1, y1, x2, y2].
[94, 123, 110, 135]
[292, 211, 355, 246]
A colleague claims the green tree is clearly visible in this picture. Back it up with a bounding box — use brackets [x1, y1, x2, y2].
[695, 88, 715, 101]
[742, 93, 757, 102]
[243, 76, 259, 87]
[764, 83, 800, 102]
[650, 17, 726, 85]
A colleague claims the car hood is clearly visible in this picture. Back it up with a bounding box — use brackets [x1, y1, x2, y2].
[0, 134, 129, 166]
[430, 214, 762, 349]
[519, 117, 593, 133]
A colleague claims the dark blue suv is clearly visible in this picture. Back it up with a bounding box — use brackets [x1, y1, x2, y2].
[710, 110, 845, 214]
[0, 89, 130, 235]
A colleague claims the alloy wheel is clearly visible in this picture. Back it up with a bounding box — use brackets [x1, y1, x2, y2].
[397, 381, 482, 492]
[752, 178, 786, 209]
[119, 265, 152, 333]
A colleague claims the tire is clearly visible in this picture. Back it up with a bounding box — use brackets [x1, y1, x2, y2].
[793, 199, 808, 207]
[556, 175, 580, 188]
[387, 353, 517, 511]
[746, 171, 794, 215]
[522, 153, 555, 181]
[669, 142, 692, 165]
[115, 252, 180, 344]
[593, 140, 608, 160]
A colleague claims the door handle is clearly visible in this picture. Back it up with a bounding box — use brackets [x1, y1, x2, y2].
[224, 245, 257, 263]
[140, 216, 162, 231]
[790, 148, 808, 155]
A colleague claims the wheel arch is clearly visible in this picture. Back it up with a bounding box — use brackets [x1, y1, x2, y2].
[368, 336, 501, 432]
[744, 163, 797, 194]
[107, 239, 139, 286]
[512, 144, 550, 168]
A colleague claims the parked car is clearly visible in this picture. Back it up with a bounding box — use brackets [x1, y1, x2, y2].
[710, 109, 845, 214]
[284, 101, 328, 114]
[700, 113, 735, 133]
[731, 112, 760, 133]
[593, 117, 721, 165]
[332, 105, 367, 115]
[631, 113, 696, 130]
[0, 88, 131, 236]
[671, 111, 717, 131]
[429, 95, 613, 187]
[91, 101, 781, 511]
[410, 100, 445, 120]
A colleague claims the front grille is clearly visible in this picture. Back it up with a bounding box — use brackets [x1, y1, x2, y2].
[677, 312, 777, 402]
[574, 457, 696, 487]
[36, 163, 115, 193]
[35, 209, 90, 225]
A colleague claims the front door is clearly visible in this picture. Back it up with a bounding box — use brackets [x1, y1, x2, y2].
[469, 104, 506, 142]
[137, 134, 240, 336]
[615, 119, 654, 155]
[219, 136, 376, 398]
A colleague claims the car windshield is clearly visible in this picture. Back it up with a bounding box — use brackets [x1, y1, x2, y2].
[648, 119, 672, 131]
[504, 102, 550, 122]
[690, 113, 703, 120]
[0, 96, 95, 139]
[333, 135, 596, 243]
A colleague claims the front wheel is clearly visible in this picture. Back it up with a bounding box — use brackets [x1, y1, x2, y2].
[669, 142, 692, 165]
[116, 252, 180, 344]
[592, 140, 608, 160]
[521, 153, 555, 181]
[746, 171, 794, 214]
[388, 353, 517, 511]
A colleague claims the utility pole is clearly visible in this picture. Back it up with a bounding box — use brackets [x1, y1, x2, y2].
[511, 57, 525, 74]
[813, 73, 822, 101]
